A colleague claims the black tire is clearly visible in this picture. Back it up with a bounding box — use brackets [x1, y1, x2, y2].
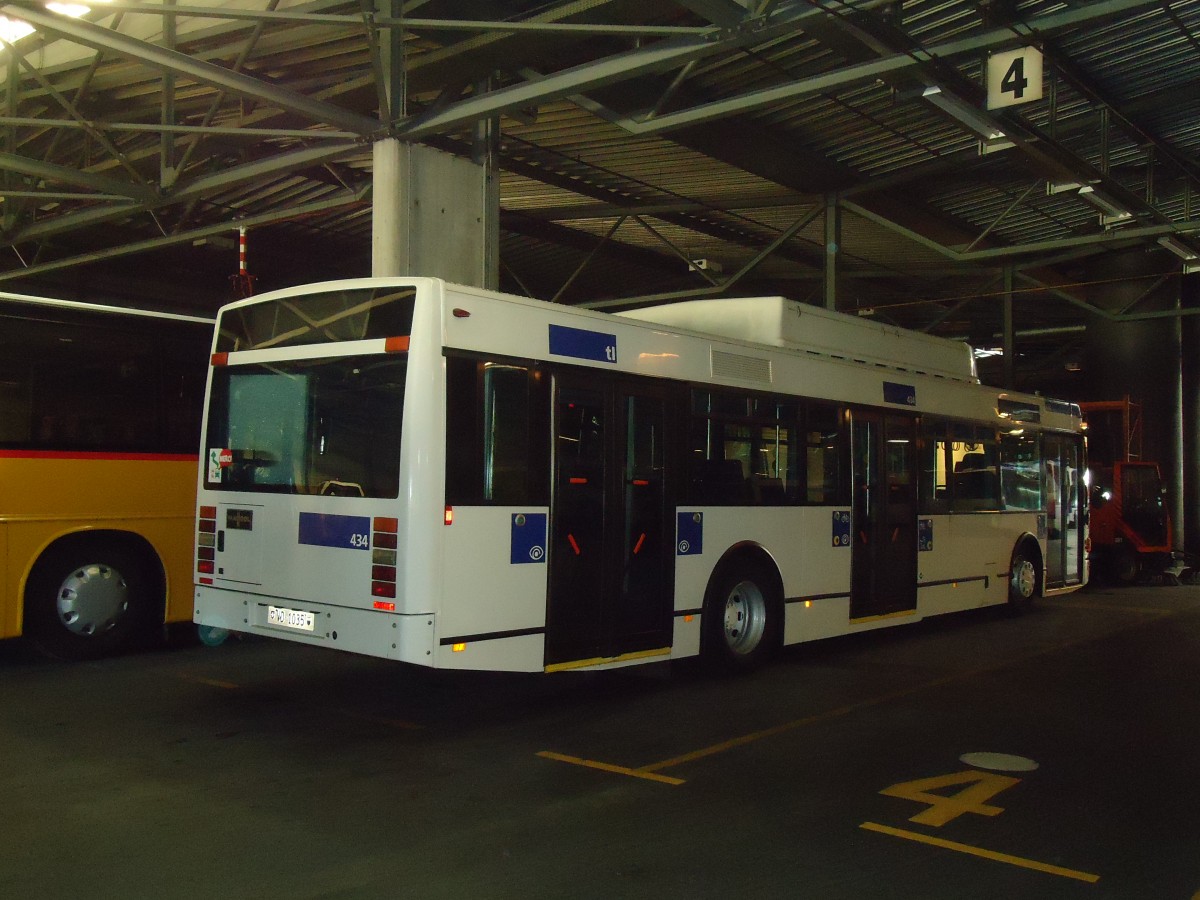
[1109, 545, 1140, 585]
[23, 538, 155, 660]
[1008, 543, 1039, 614]
[701, 558, 782, 671]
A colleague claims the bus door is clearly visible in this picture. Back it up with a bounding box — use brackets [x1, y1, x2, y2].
[545, 374, 677, 667]
[851, 411, 918, 619]
[1043, 433, 1085, 588]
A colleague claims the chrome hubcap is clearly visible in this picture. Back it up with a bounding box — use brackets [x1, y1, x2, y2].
[1012, 558, 1036, 599]
[723, 579, 767, 655]
[55, 564, 128, 637]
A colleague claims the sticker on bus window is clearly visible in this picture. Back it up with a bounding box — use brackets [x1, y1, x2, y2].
[919, 518, 933, 551]
[677, 512, 703, 556]
[833, 511, 851, 547]
[207, 448, 233, 482]
[510, 513, 547, 564]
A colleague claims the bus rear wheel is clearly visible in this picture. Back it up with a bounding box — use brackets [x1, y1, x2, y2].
[702, 559, 781, 670]
[24, 539, 154, 660]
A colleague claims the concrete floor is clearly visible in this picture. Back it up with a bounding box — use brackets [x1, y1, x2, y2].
[2, 583, 1198, 899]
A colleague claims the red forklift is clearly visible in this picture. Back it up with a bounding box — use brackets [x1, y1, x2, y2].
[1080, 397, 1182, 583]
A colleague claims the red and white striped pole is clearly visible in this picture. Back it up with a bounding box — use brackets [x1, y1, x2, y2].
[238, 225, 248, 279]
[231, 223, 256, 297]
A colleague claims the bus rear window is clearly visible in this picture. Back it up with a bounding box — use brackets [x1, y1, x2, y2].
[215, 287, 416, 352]
[204, 354, 405, 497]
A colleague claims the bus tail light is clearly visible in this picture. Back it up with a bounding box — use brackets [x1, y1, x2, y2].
[210, 352, 228, 367]
[385, 336, 410, 353]
[372, 516, 399, 600]
[197, 506, 217, 578]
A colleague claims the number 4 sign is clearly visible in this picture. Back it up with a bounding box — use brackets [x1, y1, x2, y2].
[987, 47, 1043, 110]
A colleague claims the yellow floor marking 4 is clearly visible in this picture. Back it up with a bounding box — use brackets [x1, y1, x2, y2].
[880, 769, 1021, 827]
[860, 822, 1100, 884]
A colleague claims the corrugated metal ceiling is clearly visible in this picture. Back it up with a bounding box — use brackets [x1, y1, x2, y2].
[0, 0, 1196, 388]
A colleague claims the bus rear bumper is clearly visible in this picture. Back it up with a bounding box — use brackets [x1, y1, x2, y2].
[193, 585, 435, 664]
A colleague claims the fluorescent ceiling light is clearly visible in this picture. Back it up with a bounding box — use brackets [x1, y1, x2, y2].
[1077, 185, 1132, 222]
[922, 86, 1007, 142]
[0, 15, 34, 41]
[46, 2, 92, 15]
[1158, 235, 1199, 261]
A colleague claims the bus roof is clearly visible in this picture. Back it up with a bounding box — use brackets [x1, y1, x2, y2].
[617, 296, 978, 384]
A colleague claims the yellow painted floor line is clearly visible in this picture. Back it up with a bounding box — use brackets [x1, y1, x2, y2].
[537, 751, 686, 785]
[1055, 599, 1172, 616]
[177, 674, 240, 690]
[860, 822, 1101, 884]
[537, 608, 1181, 786]
[337, 710, 425, 731]
[638, 610, 1174, 776]
[637, 684, 934, 773]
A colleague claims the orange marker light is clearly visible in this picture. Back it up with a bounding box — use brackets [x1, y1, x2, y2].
[444, 505, 454, 526]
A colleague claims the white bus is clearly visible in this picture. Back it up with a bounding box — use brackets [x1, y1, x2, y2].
[192, 278, 1087, 672]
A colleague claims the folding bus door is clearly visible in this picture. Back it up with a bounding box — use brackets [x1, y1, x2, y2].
[850, 411, 918, 619]
[545, 373, 678, 668]
[1043, 433, 1085, 588]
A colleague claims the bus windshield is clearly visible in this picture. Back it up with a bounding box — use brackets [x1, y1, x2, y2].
[204, 354, 405, 498]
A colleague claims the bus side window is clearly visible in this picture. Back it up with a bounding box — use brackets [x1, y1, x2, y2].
[919, 418, 951, 514]
[483, 364, 533, 504]
[445, 356, 547, 506]
[951, 428, 1001, 511]
[1000, 431, 1041, 510]
[805, 404, 843, 504]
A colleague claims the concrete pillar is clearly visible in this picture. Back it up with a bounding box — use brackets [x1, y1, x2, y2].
[372, 138, 406, 278]
[371, 139, 499, 289]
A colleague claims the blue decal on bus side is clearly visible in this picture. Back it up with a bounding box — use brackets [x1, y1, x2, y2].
[511, 513, 547, 564]
[548, 324, 617, 364]
[677, 511, 703, 556]
[833, 510, 851, 547]
[919, 518, 933, 551]
[298, 512, 371, 550]
[883, 381, 917, 406]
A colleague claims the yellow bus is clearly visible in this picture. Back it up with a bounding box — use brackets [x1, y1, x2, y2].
[0, 292, 211, 659]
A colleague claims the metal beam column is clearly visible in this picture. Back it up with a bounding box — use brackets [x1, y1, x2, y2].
[824, 194, 839, 310]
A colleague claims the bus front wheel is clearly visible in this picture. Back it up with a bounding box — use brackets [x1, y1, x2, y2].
[701, 559, 781, 670]
[1008, 544, 1039, 614]
[24, 539, 155, 660]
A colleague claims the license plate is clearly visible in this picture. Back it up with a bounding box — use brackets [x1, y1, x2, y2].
[267, 605, 316, 632]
